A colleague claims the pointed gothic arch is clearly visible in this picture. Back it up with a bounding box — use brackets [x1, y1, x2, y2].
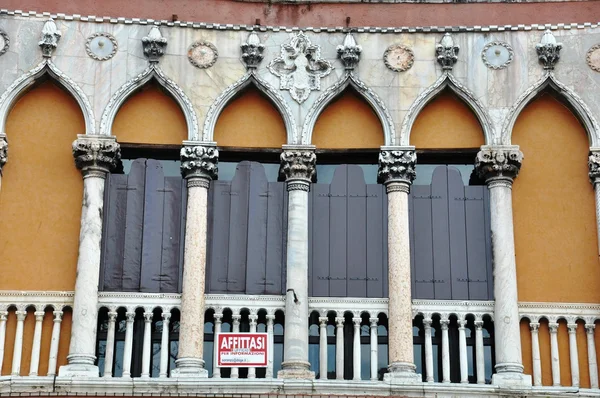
[0, 60, 95, 136]
[502, 73, 600, 146]
[302, 72, 396, 146]
[100, 65, 199, 140]
[400, 73, 493, 146]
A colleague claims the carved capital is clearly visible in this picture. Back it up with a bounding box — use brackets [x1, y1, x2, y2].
[107, 311, 118, 322]
[440, 319, 449, 330]
[0, 135, 7, 174]
[72, 135, 121, 178]
[549, 322, 559, 333]
[586, 323, 595, 333]
[319, 317, 328, 327]
[241, 32, 264, 70]
[144, 312, 153, 322]
[536, 30, 562, 70]
[530, 322, 540, 332]
[475, 145, 523, 184]
[589, 149, 600, 184]
[337, 33, 362, 70]
[180, 143, 218, 183]
[142, 26, 167, 63]
[436, 33, 459, 71]
[39, 19, 61, 58]
[279, 146, 316, 186]
[377, 146, 416, 188]
[335, 317, 344, 327]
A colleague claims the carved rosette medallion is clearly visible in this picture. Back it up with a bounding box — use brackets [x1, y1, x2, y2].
[536, 30, 562, 70]
[279, 148, 316, 190]
[180, 145, 219, 184]
[475, 146, 523, 183]
[188, 41, 218, 69]
[72, 137, 121, 177]
[86, 32, 118, 61]
[377, 149, 417, 189]
[384, 44, 414, 72]
[481, 41, 514, 70]
[587, 44, 600, 73]
[588, 150, 600, 183]
[0, 29, 9, 57]
[39, 19, 61, 58]
[0, 135, 7, 173]
[268, 32, 333, 104]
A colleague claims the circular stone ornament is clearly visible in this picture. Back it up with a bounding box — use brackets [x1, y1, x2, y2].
[188, 41, 218, 69]
[587, 44, 600, 72]
[0, 29, 9, 57]
[86, 32, 117, 61]
[383, 44, 414, 72]
[481, 41, 513, 70]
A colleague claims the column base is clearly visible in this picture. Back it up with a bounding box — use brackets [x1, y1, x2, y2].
[492, 372, 532, 389]
[171, 358, 209, 378]
[58, 354, 99, 377]
[384, 362, 421, 384]
[277, 360, 315, 379]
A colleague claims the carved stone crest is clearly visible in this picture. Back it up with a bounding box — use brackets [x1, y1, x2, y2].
[377, 148, 417, 186]
[241, 32, 264, 70]
[475, 146, 523, 182]
[188, 41, 218, 69]
[384, 44, 414, 72]
[337, 32, 361, 70]
[536, 30, 562, 70]
[436, 33, 459, 71]
[0, 29, 9, 57]
[586, 44, 600, 73]
[39, 19, 61, 58]
[142, 26, 167, 63]
[86, 32, 118, 61]
[180, 144, 219, 181]
[268, 32, 333, 104]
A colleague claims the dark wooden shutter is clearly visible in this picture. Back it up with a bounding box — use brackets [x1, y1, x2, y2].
[411, 183, 435, 299]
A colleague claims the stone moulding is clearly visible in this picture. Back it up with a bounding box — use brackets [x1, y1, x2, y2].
[0, 59, 95, 136]
[203, 71, 297, 143]
[302, 71, 396, 146]
[501, 72, 600, 146]
[100, 65, 199, 140]
[400, 72, 493, 146]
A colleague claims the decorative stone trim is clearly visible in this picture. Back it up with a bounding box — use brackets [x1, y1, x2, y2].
[180, 143, 218, 181]
[0, 134, 6, 173]
[475, 145, 523, 182]
[337, 32, 361, 70]
[39, 18, 61, 58]
[279, 146, 316, 183]
[0, 29, 9, 57]
[241, 32, 264, 70]
[187, 178, 211, 189]
[188, 41, 218, 69]
[142, 26, 167, 63]
[589, 149, 600, 183]
[383, 44, 414, 72]
[436, 33, 459, 71]
[587, 44, 600, 72]
[377, 147, 416, 186]
[536, 30, 562, 70]
[72, 135, 121, 177]
[481, 41, 514, 70]
[85, 32, 118, 61]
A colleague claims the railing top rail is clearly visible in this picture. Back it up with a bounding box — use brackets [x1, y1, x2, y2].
[0, 291, 74, 311]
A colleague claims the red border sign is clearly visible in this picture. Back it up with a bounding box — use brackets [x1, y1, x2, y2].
[216, 333, 268, 367]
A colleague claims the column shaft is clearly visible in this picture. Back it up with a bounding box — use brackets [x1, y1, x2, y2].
[568, 324, 579, 387]
[586, 324, 599, 389]
[103, 312, 117, 378]
[352, 318, 361, 380]
[549, 323, 561, 386]
[319, 317, 328, 380]
[530, 323, 542, 387]
[370, 318, 378, 381]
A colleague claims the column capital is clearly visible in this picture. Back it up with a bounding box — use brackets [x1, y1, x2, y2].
[72, 135, 121, 178]
[34, 311, 45, 321]
[549, 322, 559, 332]
[0, 134, 7, 174]
[279, 145, 316, 190]
[107, 311, 118, 321]
[586, 323, 596, 333]
[319, 317, 328, 326]
[530, 322, 540, 332]
[377, 146, 416, 190]
[475, 145, 523, 185]
[180, 142, 218, 185]
[589, 149, 600, 184]
[440, 319, 449, 330]
[567, 323, 578, 333]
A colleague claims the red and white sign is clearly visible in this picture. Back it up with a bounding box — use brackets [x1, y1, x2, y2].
[216, 333, 268, 367]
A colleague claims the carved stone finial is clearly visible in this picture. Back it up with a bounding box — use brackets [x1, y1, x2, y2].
[39, 19, 61, 58]
[588, 150, 600, 183]
[180, 144, 218, 185]
[241, 32, 265, 70]
[142, 26, 167, 63]
[436, 33, 459, 71]
[268, 32, 333, 104]
[337, 32, 362, 70]
[72, 136, 121, 178]
[0, 135, 7, 174]
[377, 148, 417, 188]
[279, 147, 317, 189]
[536, 30, 562, 70]
[475, 146, 523, 183]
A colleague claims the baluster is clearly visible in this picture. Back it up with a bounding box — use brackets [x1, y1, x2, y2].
[231, 314, 241, 379]
[423, 317, 434, 382]
[586, 324, 598, 389]
[12, 310, 26, 376]
[265, 314, 274, 378]
[160, 312, 171, 378]
[549, 322, 561, 386]
[0, 311, 7, 375]
[530, 322, 542, 387]
[213, 313, 223, 378]
[122, 311, 135, 378]
[335, 317, 344, 380]
[440, 317, 450, 383]
[475, 318, 485, 384]
[103, 311, 117, 378]
[141, 311, 153, 378]
[352, 317, 361, 381]
[369, 317, 378, 382]
[248, 313, 258, 379]
[47, 310, 63, 377]
[319, 317, 328, 380]
[458, 319, 468, 384]
[568, 323, 579, 387]
[29, 311, 45, 376]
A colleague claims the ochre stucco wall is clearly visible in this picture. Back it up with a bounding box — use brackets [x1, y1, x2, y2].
[214, 87, 286, 148]
[312, 89, 383, 149]
[410, 90, 484, 149]
[112, 82, 187, 145]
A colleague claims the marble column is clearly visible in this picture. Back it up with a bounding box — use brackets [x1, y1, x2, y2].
[378, 147, 420, 383]
[173, 142, 218, 378]
[588, 150, 600, 255]
[0, 134, 7, 193]
[59, 135, 120, 377]
[277, 145, 316, 379]
[475, 145, 531, 388]
[530, 322, 542, 387]
[586, 324, 598, 389]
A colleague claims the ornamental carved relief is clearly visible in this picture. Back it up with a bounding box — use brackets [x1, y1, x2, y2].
[0, 29, 9, 57]
[241, 32, 264, 70]
[475, 146, 523, 182]
[0, 135, 7, 172]
[337, 32, 361, 70]
[384, 44, 414, 72]
[279, 148, 317, 183]
[72, 137, 121, 176]
[536, 30, 562, 70]
[588, 150, 600, 182]
[268, 32, 333, 104]
[39, 19, 61, 58]
[180, 144, 219, 181]
[86, 32, 118, 61]
[377, 149, 417, 185]
[142, 26, 167, 63]
[587, 44, 600, 73]
[436, 33, 459, 71]
[188, 41, 218, 69]
[481, 41, 514, 70]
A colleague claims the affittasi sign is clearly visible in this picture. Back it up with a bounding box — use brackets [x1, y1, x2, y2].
[216, 333, 268, 367]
